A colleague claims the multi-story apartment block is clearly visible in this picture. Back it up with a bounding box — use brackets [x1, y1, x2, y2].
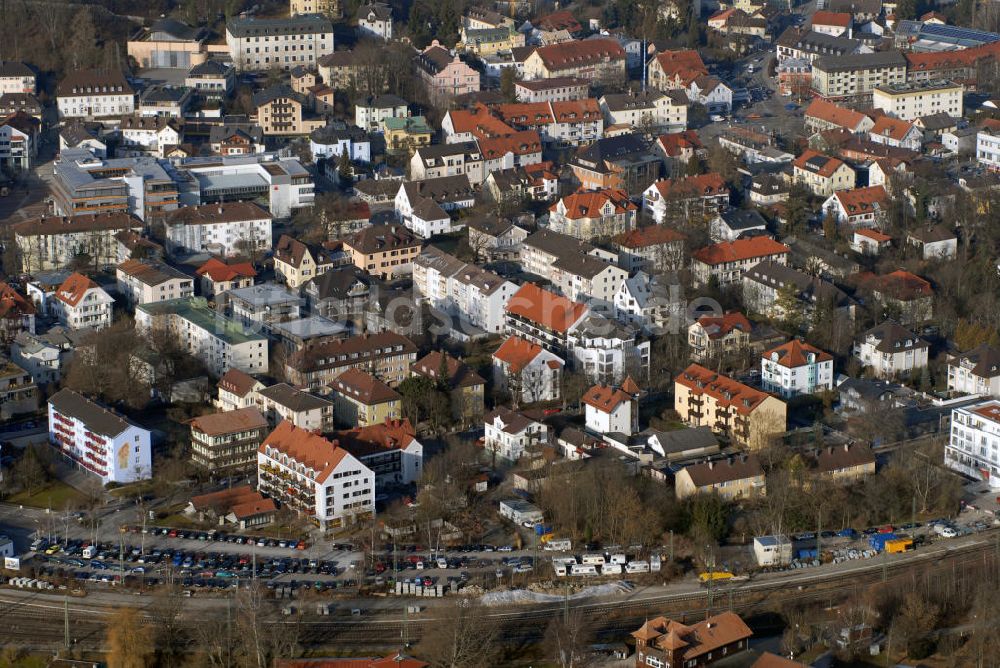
[599, 89, 688, 132]
[811, 50, 907, 99]
[227, 284, 302, 329]
[343, 224, 422, 279]
[0, 122, 32, 172]
[51, 273, 114, 331]
[56, 70, 135, 119]
[674, 363, 787, 449]
[674, 455, 767, 500]
[333, 419, 423, 489]
[761, 339, 834, 398]
[977, 128, 1000, 171]
[495, 99, 604, 146]
[409, 142, 485, 184]
[548, 189, 638, 241]
[947, 344, 1000, 397]
[853, 321, 929, 379]
[642, 173, 730, 224]
[492, 335, 564, 405]
[871, 80, 962, 121]
[255, 382, 333, 432]
[505, 282, 589, 355]
[514, 77, 589, 103]
[523, 39, 626, 83]
[252, 84, 325, 136]
[330, 367, 402, 428]
[185, 60, 236, 100]
[189, 407, 269, 474]
[285, 331, 419, 390]
[0, 61, 36, 95]
[613, 225, 687, 273]
[0, 359, 39, 420]
[775, 27, 865, 64]
[116, 259, 194, 308]
[412, 245, 517, 335]
[413, 42, 481, 101]
[13, 212, 144, 273]
[354, 94, 409, 133]
[164, 202, 272, 258]
[483, 406, 549, 461]
[136, 297, 269, 376]
[48, 388, 152, 484]
[227, 15, 334, 72]
[216, 368, 266, 412]
[691, 237, 791, 288]
[687, 312, 755, 363]
[946, 400, 1000, 489]
[257, 420, 374, 528]
[290, 0, 341, 18]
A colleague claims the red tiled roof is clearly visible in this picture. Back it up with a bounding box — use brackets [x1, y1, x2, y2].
[793, 149, 847, 178]
[651, 172, 729, 200]
[330, 367, 401, 405]
[812, 10, 852, 26]
[657, 129, 703, 157]
[695, 311, 752, 339]
[833, 185, 888, 215]
[550, 98, 602, 122]
[505, 282, 587, 333]
[653, 49, 708, 86]
[0, 281, 36, 320]
[189, 407, 268, 436]
[613, 224, 686, 248]
[446, 104, 515, 137]
[478, 129, 542, 159]
[196, 257, 257, 282]
[691, 237, 790, 266]
[260, 420, 349, 484]
[534, 39, 625, 71]
[218, 368, 261, 397]
[762, 339, 833, 368]
[676, 363, 774, 415]
[333, 418, 418, 459]
[871, 115, 917, 142]
[54, 272, 99, 308]
[493, 336, 546, 373]
[805, 98, 868, 130]
[581, 383, 632, 413]
[856, 228, 891, 242]
[534, 10, 582, 33]
[552, 188, 636, 219]
[866, 270, 933, 299]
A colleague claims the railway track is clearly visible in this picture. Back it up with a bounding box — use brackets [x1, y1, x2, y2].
[2, 531, 998, 653]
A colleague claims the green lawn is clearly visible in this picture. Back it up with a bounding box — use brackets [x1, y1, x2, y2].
[7, 481, 87, 509]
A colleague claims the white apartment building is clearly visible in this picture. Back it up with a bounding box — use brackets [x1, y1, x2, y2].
[409, 142, 485, 185]
[947, 344, 1000, 398]
[761, 339, 834, 398]
[51, 273, 114, 331]
[691, 237, 791, 288]
[354, 95, 409, 133]
[871, 81, 963, 122]
[116, 259, 194, 308]
[164, 202, 273, 258]
[568, 314, 650, 385]
[853, 321, 929, 379]
[178, 154, 314, 218]
[977, 129, 1000, 171]
[514, 77, 589, 103]
[257, 420, 375, 528]
[582, 383, 637, 435]
[254, 383, 333, 432]
[413, 245, 517, 335]
[226, 15, 335, 71]
[492, 335, 564, 404]
[0, 124, 31, 172]
[136, 296, 268, 376]
[56, 70, 135, 119]
[946, 400, 1000, 489]
[216, 368, 266, 412]
[0, 61, 36, 95]
[118, 116, 181, 158]
[48, 388, 152, 484]
[483, 407, 548, 460]
[599, 90, 688, 132]
[13, 212, 144, 274]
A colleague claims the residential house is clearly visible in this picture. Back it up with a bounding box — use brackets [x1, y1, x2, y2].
[688, 75, 735, 114]
[208, 122, 265, 156]
[569, 312, 650, 384]
[906, 225, 957, 260]
[257, 421, 374, 529]
[195, 258, 256, 302]
[330, 367, 401, 428]
[13, 212, 144, 273]
[761, 339, 835, 398]
[410, 142, 485, 185]
[136, 297, 269, 376]
[632, 613, 753, 667]
[51, 273, 114, 331]
[284, 331, 419, 390]
[947, 344, 1000, 397]
[792, 149, 855, 196]
[355, 95, 408, 133]
[309, 122, 372, 163]
[548, 188, 638, 240]
[0, 282, 36, 343]
[946, 400, 1000, 487]
[582, 381, 639, 435]
[0, 118, 34, 172]
[570, 134, 662, 192]
[358, 2, 392, 40]
[332, 418, 423, 488]
[869, 115, 922, 151]
[811, 10, 852, 36]
[515, 77, 589, 103]
[709, 209, 769, 242]
[822, 186, 888, 228]
[395, 175, 475, 237]
[216, 368, 266, 412]
[0, 61, 35, 95]
[853, 320, 929, 378]
[115, 259, 193, 308]
[495, 99, 604, 146]
[674, 455, 767, 500]
[460, 25, 524, 57]
[255, 382, 333, 432]
[614, 271, 683, 334]
[804, 98, 875, 134]
[274, 234, 337, 290]
[185, 60, 236, 100]
[674, 363, 787, 449]
[492, 335, 564, 404]
[0, 359, 39, 420]
[477, 130, 544, 175]
[56, 69, 135, 119]
[642, 173, 730, 224]
[691, 237, 791, 287]
[227, 283, 302, 329]
[304, 265, 371, 322]
[862, 270, 934, 324]
[413, 41, 481, 101]
[485, 162, 560, 203]
[483, 406, 549, 460]
[646, 49, 708, 92]
[137, 85, 193, 118]
[383, 116, 433, 154]
[742, 261, 855, 325]
[186, 486, 276, 529]
[749, 173, 791, 207]
[343, 224, 422, 279]
[466, 217, 530, 261]
[599, 90, 688, 133]
[613, 225, 687, 273]
[117, 116, 181, 158]
[522, 39, 626, 83]
[252, 85, 324, 136]
[226, 15, 334, 71]
[505, 282, 589, 355]
[164, 202, 272, 258]
[813, 443, 876, 483]
[851, 228, 892, 255]
[189, 407, 269, 474]
[410, 351, 486, 424]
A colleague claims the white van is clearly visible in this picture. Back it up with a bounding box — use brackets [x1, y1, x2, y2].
[601, 563, 623, 575]
[436, 558, 447, 569]
[82, 546, 96, 559]
[570, 564, 598, 576]
[625, 560, 650, 574]
[650, 554, 662, 572]
[581, 553, 606, 566]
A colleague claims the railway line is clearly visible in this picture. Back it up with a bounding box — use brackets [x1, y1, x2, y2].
[1, 530, 998, 654]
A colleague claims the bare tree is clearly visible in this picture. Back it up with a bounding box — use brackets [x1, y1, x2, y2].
[545, 608, 594, 668]
[416, 598, 501, 668]
[105, 607, 154, 668]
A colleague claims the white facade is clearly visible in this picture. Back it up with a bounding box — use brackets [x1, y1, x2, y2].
[492, 337, 564, 404]
[483, 409, 548, 460]
[872, 83, 963, 122]
[179, 156, 313, 219]
[761, 349, 834, 398]
[355, 99, 408, 133]
[0, 124, 31, 171]
[753, 535, 793, 566]
[226, 16, 335, 72]
[946, 401, 1000, 489]
[977, 130, 1000, 171]
[48, 388, 152, 484]
[136, 297, 268, 377]
[116, 261, 194, 307]
[413, 247, 517, 334]
[52, 283, 114, 331]
[853, 325, 929, 379]
[58, 92, 134, 119]
[165, 207, 273, 258]
[948, 349, 1000, 398]
[584, 397, 633, 435]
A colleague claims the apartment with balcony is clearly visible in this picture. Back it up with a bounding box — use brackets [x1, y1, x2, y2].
[674, 363, 787, 449]
[255, 383, 333, 432]
[946, 400, 1000, 488]
[51, 273, 114, 331]
[116, 259, 194, 308]
[0, 359, 39, 420]
[853, 321, 929, 379]
[947, 344, 1000, 398]
[674, 455, 767, 500]
[257, 420, 374, 528]
[13, 212, 144, 273]
[47, 388, 152, 484]
[761, 339, 834, 398]
[332, 418, 423, 489]
[189, 407, 269, 475]
[284, 331, 419, 390]
[164, 202, 273, 258]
